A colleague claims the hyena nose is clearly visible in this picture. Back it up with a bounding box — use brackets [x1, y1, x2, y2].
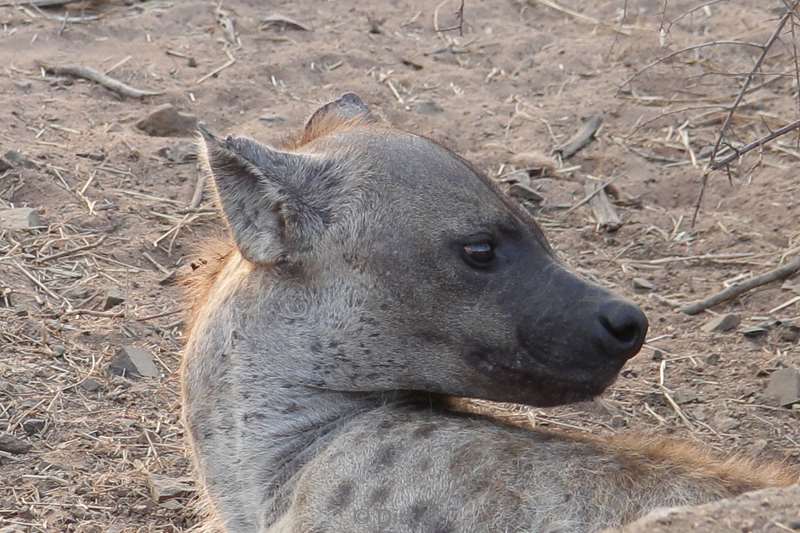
[596, 300, 648, 361]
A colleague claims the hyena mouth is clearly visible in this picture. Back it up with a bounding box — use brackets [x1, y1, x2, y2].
[464, 348, 621, 406]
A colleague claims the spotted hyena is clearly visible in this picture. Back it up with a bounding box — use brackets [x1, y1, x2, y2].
[181, 94, 797, 533]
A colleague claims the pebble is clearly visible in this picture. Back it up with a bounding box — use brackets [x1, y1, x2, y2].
[136, 104, 198, 137]
[764, 368, 800, 407]
[3, 150, 35, 169]
[80, 378, 102, 392]
[778, 324, 800, 343]
[103, 288, 126, 310]
[0, 433, 32, 454]
[108, 345, 160, 379]
[147, 473, 195, 503]
[701, 313, 740, 333]
[0, 207, 42, 230]
[22, 419, 45, 436]
[632, 278, 654, 292]
[413, 100, 444, 115]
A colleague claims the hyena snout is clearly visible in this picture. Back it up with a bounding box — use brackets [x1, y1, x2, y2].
[594, 298, 649, 363]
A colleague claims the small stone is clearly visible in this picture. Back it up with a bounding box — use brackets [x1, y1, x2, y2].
[650, 349, 664, 361]
[632, 278, 654, 292]
[3, 150, 35, 168]
[778, 324, 800, 343]
[136, 104, 198, 137]
[51, 344, 66, 356]
[507, 183, 544, 204]
[705, 353, 721, 365]
[701, 313, 741, 333]
[80, 378, 102, 392]
[0, 207, 42, 230]
[147, 473, 195, 503]
[103, 288, 126, 310]
[673, 389, 699, 404]
[413, 100, 444, 115]
[764, 368, 800, 407]
[109, 345, 159, 379]
[0, 433, 32, 454]
[22, 419, 45, 436]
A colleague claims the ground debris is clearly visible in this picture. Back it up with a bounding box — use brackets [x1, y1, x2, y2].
[261, 14, 312, 31]
[103, 288, 126, 310]
[0, 433, 32, 455]
[136, 104, 198, 137]
[632, 278, 654, 291]
[3, 150, 36, 169]
[147, 473, 196, 503]
[553, 114, 603, 160]
[413, 100, 444, 115]
[37, 61, 164, 98]
[109, 345, 160, 379]
[157, 141, 197, 164]
[764, 368, 800, 407]
[701, 313, 740, 333]
[585, 179, 622, 232]
[508, 183, 544, 204]
[510, 151, 557, 177]
[0, 207, 42, 230]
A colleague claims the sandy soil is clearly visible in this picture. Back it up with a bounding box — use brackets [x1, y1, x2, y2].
[0, 0, 798, 531]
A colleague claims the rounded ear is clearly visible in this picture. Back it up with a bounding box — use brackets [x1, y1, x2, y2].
[304, 93, 376, 135]
[198, 126, 329, 265]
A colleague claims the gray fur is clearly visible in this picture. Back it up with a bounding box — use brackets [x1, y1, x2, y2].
[183, 95, 780, 533]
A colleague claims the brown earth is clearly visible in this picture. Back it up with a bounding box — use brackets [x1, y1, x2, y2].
[0, 0, 798, 531]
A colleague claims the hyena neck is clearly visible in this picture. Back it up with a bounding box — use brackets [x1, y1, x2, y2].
[257, 381, 423, 520]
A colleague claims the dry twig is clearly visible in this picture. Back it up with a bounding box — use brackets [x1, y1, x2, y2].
[680, 256, 800, 315]
[36, 62, 164, 98]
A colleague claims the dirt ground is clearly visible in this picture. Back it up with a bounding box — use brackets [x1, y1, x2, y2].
[0, 0, 799, 531]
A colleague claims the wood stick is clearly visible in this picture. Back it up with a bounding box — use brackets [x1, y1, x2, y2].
[36, 61, 164, 98]
[680, 256, 800, 315]
[189, 173, 206, 209]
[196, 51, 236, 84]
[0, 0, 81, 6]
[35, 235, 107, 263]
[553, 114, 603, 159]
[584, 179, 622, 231]
[14, 261, 61, 301]
[564, 175, 620, 215]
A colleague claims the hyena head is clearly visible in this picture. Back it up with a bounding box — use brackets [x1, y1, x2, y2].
[197, 93, 648, 407]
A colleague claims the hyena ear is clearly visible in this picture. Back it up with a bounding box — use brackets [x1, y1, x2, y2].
[304, 92, 376, 134]
[197, 125, 328, 265]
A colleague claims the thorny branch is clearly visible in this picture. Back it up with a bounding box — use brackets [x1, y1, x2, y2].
[691, 0, 800, 225]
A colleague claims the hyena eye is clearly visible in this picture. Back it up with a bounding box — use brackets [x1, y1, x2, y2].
[462, 242, 495, 268]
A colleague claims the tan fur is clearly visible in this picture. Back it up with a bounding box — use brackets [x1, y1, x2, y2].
[451, 398, 799, 494]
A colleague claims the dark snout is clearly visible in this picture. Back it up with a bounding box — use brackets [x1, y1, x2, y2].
[471, 265, 649, 406]
[522, 266, 649, 375]
[515, 266, 648, 392]
[596, 299, 648, 363]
